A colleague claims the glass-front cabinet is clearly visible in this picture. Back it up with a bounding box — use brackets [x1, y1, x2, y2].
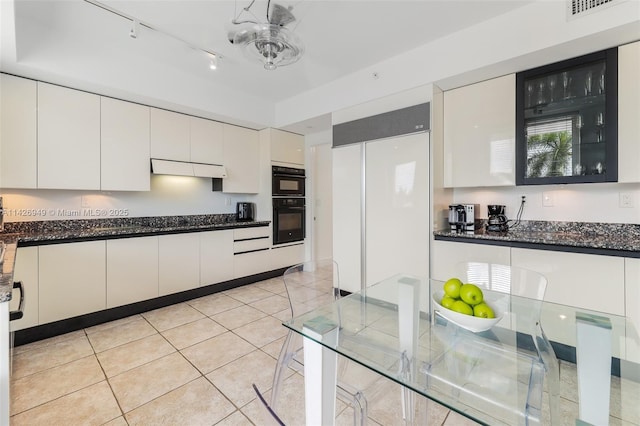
[516, 48, 618, 185]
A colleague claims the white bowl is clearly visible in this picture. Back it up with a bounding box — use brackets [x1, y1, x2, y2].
[432, 290, 503, 333]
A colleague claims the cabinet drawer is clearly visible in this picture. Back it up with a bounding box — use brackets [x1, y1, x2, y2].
[234, 226, 270, 241]
[234, 249, 271, 278]
[234, 238, 270, 253]
[271, 243, 305, 270]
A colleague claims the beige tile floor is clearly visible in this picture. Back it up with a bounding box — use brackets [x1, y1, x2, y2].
[9, 277, 639, 425]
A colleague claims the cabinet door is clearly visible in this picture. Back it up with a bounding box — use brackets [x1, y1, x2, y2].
[444, 74, 515, 187]
[0, 74, 37, 189]
[270, 129, 304, 165]
[158, 233, 200, 296]
[39, 241, 106, 324]
[106, 236, 158, 308]
[200, 230, 234, 286]
[101, 97, 151, 191]
[9, 247, 38, 331]
[430, 240, 511, 282]
[37, 82, 100, 189]
[365, 133, 429, 286]
[625, 258, 640, 363]
[332, 144, 362, 293]
[222, 124, 260, 193]
[618, 41, 640, 183]
[190, 117, 223, 165]
[511, 248, 624, 315]
[150, 108, 190, 161]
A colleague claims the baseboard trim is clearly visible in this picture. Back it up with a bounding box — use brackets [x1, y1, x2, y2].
[13, 267, 288, 346]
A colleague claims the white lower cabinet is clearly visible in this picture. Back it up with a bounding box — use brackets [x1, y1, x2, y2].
[233, 226, 271, 278]
[13, 228, 275, 327]
[106, 237, 159, 308]
[511, 248, 625, 315]
[200, 230, 234, 286]
[271, 243, 305, 270]
[431, 240, 512, 282]
[158, 234, 200, 296]
[10, 247, 38, 331]
[39, 241, 106, 324]
[511, 248, 626, 359]
[624, 258, 640, 363]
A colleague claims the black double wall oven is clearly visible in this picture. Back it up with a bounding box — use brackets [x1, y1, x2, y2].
[272, 166, 305, 245]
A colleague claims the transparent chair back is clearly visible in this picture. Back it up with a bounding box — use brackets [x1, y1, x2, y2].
[425, 262, 560, 425]
[271, 259, 369, 425]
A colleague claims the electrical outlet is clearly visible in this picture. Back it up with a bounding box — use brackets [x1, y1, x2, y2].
[542, 192, 554, 207]
[619, 192, 634, 208]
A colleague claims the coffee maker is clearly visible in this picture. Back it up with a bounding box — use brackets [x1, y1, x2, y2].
[486, 205, 508, 232]
[448, 204, 478, 233]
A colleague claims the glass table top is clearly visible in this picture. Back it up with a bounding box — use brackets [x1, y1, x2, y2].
[284, 274, 640, 426]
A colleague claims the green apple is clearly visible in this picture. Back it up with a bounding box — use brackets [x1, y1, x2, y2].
[451, 300, 473, 316]
[443, 278, 463, 299]
[460, 283, 484, 306]
[440, 296, 456, 309]
[473, 302, 495, 319]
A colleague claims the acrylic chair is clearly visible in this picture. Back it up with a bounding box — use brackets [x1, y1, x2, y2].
[269, 259, 372, 425]
[424, 262, 560, 425]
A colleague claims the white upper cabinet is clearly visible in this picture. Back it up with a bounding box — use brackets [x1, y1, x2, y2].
[150, 108, 226, 166]
[101, 97, 151, 191]
[150, 107, 190, 162]
[190, 116, 224, 165]
[444, 74, 516, 187]
[270, 128, 304, 165]
[618, 41, 640, 183]
[0, 74, 37, 189]
[222, 124, 260, 193]
[37, 82, 101, 190]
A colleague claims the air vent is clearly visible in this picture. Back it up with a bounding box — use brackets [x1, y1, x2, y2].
[568, 0, 622, 19]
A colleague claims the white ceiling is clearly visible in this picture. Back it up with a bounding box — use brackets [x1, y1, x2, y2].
[0, 0, 539, 131]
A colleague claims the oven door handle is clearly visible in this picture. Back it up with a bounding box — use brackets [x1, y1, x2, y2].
[9, 281, 24, 321]
[273, 173, 306, 179]
[279, 207, 306, 211]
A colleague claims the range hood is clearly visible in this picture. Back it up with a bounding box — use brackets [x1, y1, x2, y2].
[151, 159, 227, 178]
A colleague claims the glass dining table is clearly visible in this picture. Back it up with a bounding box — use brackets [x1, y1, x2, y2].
[283, 274, 640, 426]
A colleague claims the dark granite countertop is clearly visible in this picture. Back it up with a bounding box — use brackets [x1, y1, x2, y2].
[433, 220, 640, 256]
[0, 214, 271, 302]
[0, 214, 270, 245]
[0, 238, 18, 302]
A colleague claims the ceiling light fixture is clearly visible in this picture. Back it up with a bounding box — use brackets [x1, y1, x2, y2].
[129, 20, 138, 39]
[209, 54, 218, 70]
[228, 2, 304, 71]
[84, 0, 222, 70]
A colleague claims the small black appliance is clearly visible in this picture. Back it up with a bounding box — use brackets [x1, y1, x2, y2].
[486, 204, 508, 232]
[236, 202, 255, 222]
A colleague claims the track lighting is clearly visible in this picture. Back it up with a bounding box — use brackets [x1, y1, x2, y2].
[129, 20, 138, 39]
[209, 54, 218, 70]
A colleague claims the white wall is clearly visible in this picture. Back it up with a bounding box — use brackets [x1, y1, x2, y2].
[1, 175, 262, 222]
[276, 0, 639, 128]
[451, 183, 640, 225]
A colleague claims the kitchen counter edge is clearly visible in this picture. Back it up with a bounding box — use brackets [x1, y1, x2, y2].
[433, 229, 640, 258]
